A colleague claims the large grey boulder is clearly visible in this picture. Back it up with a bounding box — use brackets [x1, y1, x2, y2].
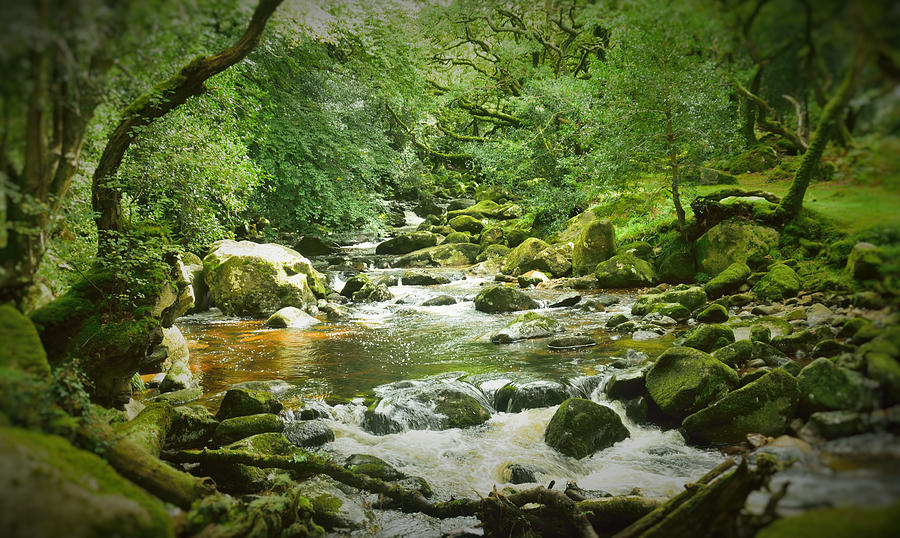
[571, 218, 616, 276]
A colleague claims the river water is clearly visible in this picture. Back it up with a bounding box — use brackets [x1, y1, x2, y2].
[175, 228, 900, 531]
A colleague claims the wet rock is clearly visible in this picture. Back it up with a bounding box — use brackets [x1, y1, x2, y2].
[340, 274, 372, 298]
[694, 221, 779, 274]
[150, 387, 202, 406]
[294, 235, 340, 256]
[571, 218, 616, 276]
[682, 369, 799, 444]
[517, 270, 550, 288]
[474, 285, 539, 313]
[476, 244, 511, 263]
[549, 294, 581, 308]
[293, 400, 332, 420]
[167, 404, 218, 449]
[783, 307, 807, 321]
[752, 263, 801, 303]
[396, 476, 433, 498]
[797, 358, 871, 415]
[145, 324, 189, 374]
[645, 346, 739, 420]
[751, 304, 780, 316]
[479, 226, 505, 246]
[806, 303, 835, 326]
[728, 293, 754, 307]
[503, 237, 571, 278]
[613, 320, 639, 334]
[704, 262, 751, 299]
[696, 303, 729, 323]
[203, 240, 326, 317]
[646, 302, 691, 322]
[216, 388, 283, 420]
[632, 330, 662, 340]
[448, 214, 485, 234]
[801, 410, 867, 440]
[810, 339, 854, 358]
[548, 335, 597, 350]
[606, 367, 647, 400]
[421, 295, 457, 306]
[631, 286, 707, 316]
[229, 379, 293, 394]
[544, 398, 629, 459]
[376, 231, 443, 255]
[296, 476, 371, 530]
[594, 252, 657, 288]
[401, 271, 451, 286]
[283, 420, 335, 447]
[213, 413, 284, 446]
[445, 231, 475, 244]
[264, 306, 319, 328]
[502, 463, 540, 484]
[712, 340, 753, 368]
[606, 314, 630, 328]
[750, 324, 772, 344]
[345, 454, 406, 481]
[491, 312, 562, 344]
[642, 312, 678, 327]
[494, 380, 569, 412]
[772, 329, 819, 356]
[352, 282, 393, 303]
[396, 243, 481, 267]
[159, 356, 197, 394]
[0, 427, 173, 538]
[676, 323, 736, 352]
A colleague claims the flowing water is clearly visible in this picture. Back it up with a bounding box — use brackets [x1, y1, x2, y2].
[174, 225, 900, 531]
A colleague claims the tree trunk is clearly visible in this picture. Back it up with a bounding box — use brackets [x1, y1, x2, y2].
[91, 0, 283, 252]
[775, 36, 867, 222]
[740, 69, 763, 145]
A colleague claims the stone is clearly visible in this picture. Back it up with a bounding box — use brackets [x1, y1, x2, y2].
[375, 232, 443, 255]
[502, 463, 540, 484]
[704, 262, 751, 299]
[866, 353, 900, 406]
[846, 242, 883, 281]
[752, 264, 801, 303]
[401, 271, 451, 286]
[421, 295, 457, 306]
[802, 410, 866, 440]
[712, 340, 753, 368]
[474, 285, 539, 313]
[491, 312, 562, 343]
[213, 413, 284, 446]
[517, 270, 550, 288]
[797, 358, 868, 415]
[695, 221, 779, 274]
[145, 324, 189, 374]
[0, 304, 50, 377]
[203, 240, 327, 318]
[0, 427, 173, 538]
[556, 209, 599, 244]
[448, 214, 485, 234]
[264, 306, 319, 328]
[806, 303, 835, 326]
[548, 335, 597, 350]
[396, 243, 481, 267]
[352, 282, 393, 303]
[645, 346, 739, 420]
[571, 218, 616, 276]
[606, 367, 647, 400]
[647, 302, 691, 322]
[750, 325, 772, 344]
[696, 303, 729, 323]
[167, 405, 218, 449]
[158, 356, 197, 394]
[294, 235, 340, 256]
[444, 231, 474, 244]
[676, 324, 736, 352]
[783, 307, 807, 321]
[606, 314, 629, 328]
[503, 237, 571, 278]
[549, 294, 581, 308]
[216, 388, 283, 420]
[494, 380, 569, 412]
[476, 244, 511, 263]
[345, 454, 405, 481]
[296, 476, 370, 530]
[544, 398, 629, 459]
[283, 420, 335, 447]
[476, 227, 503, 247]
[682, 369, 800, 444]
[656, 241, 696, 284]
[594, 252, 657, 288]
[631, 287, 707, 316]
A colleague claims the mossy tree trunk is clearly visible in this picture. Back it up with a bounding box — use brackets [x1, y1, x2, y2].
[91, 0, 283, 253]
[775, 36, 868, 222]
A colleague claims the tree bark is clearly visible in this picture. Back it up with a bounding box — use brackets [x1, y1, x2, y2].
[91, 0, 283, 251]
[775, 36, 867, 222]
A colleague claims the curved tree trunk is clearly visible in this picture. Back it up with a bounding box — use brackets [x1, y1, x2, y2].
[91, 0, 283, 252]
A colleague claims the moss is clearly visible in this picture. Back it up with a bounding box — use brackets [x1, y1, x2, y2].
[648, 302, 691, 322]
[116, 402, 175, 454]
[695, 220, 780, 275]
[632, 287, 707, 316]
[682, 369, 799, 444]
[645, 346, 739, 419]
[216, 388, 283, 420]
[571, 218, 617, 276]
[448, 214, 485, 234]
[433, 389, 491, 428]
[697, 303, 729, 323]
[594, 252, 657, 288]
[0, 305, 50, 377]
[753, 264, 801, 303]
[756, 502, 900, 538]
[474, 285, 539, 313]
[544, 398, 629, 459]
[444, 231, 474, 243]
[704, 262, 751, 299]
[213, 413, 284, 446]
[676, 324, 735, 352]
[0, 427, 173, 537]
[712, 340, 752, 367]
[503, 237, 571, 277]
[797, 358, 866, 415]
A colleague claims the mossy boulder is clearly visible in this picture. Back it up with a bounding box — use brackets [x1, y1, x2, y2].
[216, 388, 283, 420]
[167, 405, 218, 449]
[0, 304, 50, 377]
[606, 367, 648, 401]
[145, 325, 189, 374]
[375, 232, 443, 255]
[448, 214, 485, 234]
[444, 231, 474, 244]
[771, 329, 819, 356]
[555, 209, 599, 244]
[647, 302, 691, 322]
[0, 427, 173, 538]
[704, 262, 751, 299]
[295, 476, 370, 530]
[477, 244, 511, 262]
[503, 237, 571, 278]
[283, 420, 335, 448]
[632, 287, 707, 316]
[203, 240, 327, 317]
[494, 380, 569, 412]
[796, 358, 868, 415]
[695, 221, 779, 275]
[712, 340, 752, 368]
[491, 312, 562, 343]
[753, 264, 801, 303]
[474, 285, 539, 313]
[158, 356, 197, 394]
[351, 282, 393, 303]
[213, 413, 284, 446]
[696, 303, 729, 323]
[645, 347, 739, 419]
[345, 454, 405, 481]
[479, 226, 506, 246]
[544, 398, 629, 459]
[676, 324, 736, 352]
[265, 306, 319, 329]
[865, 353, 900, 406]
[396, 243, 481, 267]
[571, 218, 616, 276]
[433, 388, 492, 428]
[846, 242, 883, 281]
[682, 369, 799, 444]
[594, 253, 657, 288]
[656, 241, 696, 284]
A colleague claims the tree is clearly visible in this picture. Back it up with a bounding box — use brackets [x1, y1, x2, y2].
[595, 1, 732, 239]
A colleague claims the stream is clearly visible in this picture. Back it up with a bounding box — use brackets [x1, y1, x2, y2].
[174, 216, 900, 535]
